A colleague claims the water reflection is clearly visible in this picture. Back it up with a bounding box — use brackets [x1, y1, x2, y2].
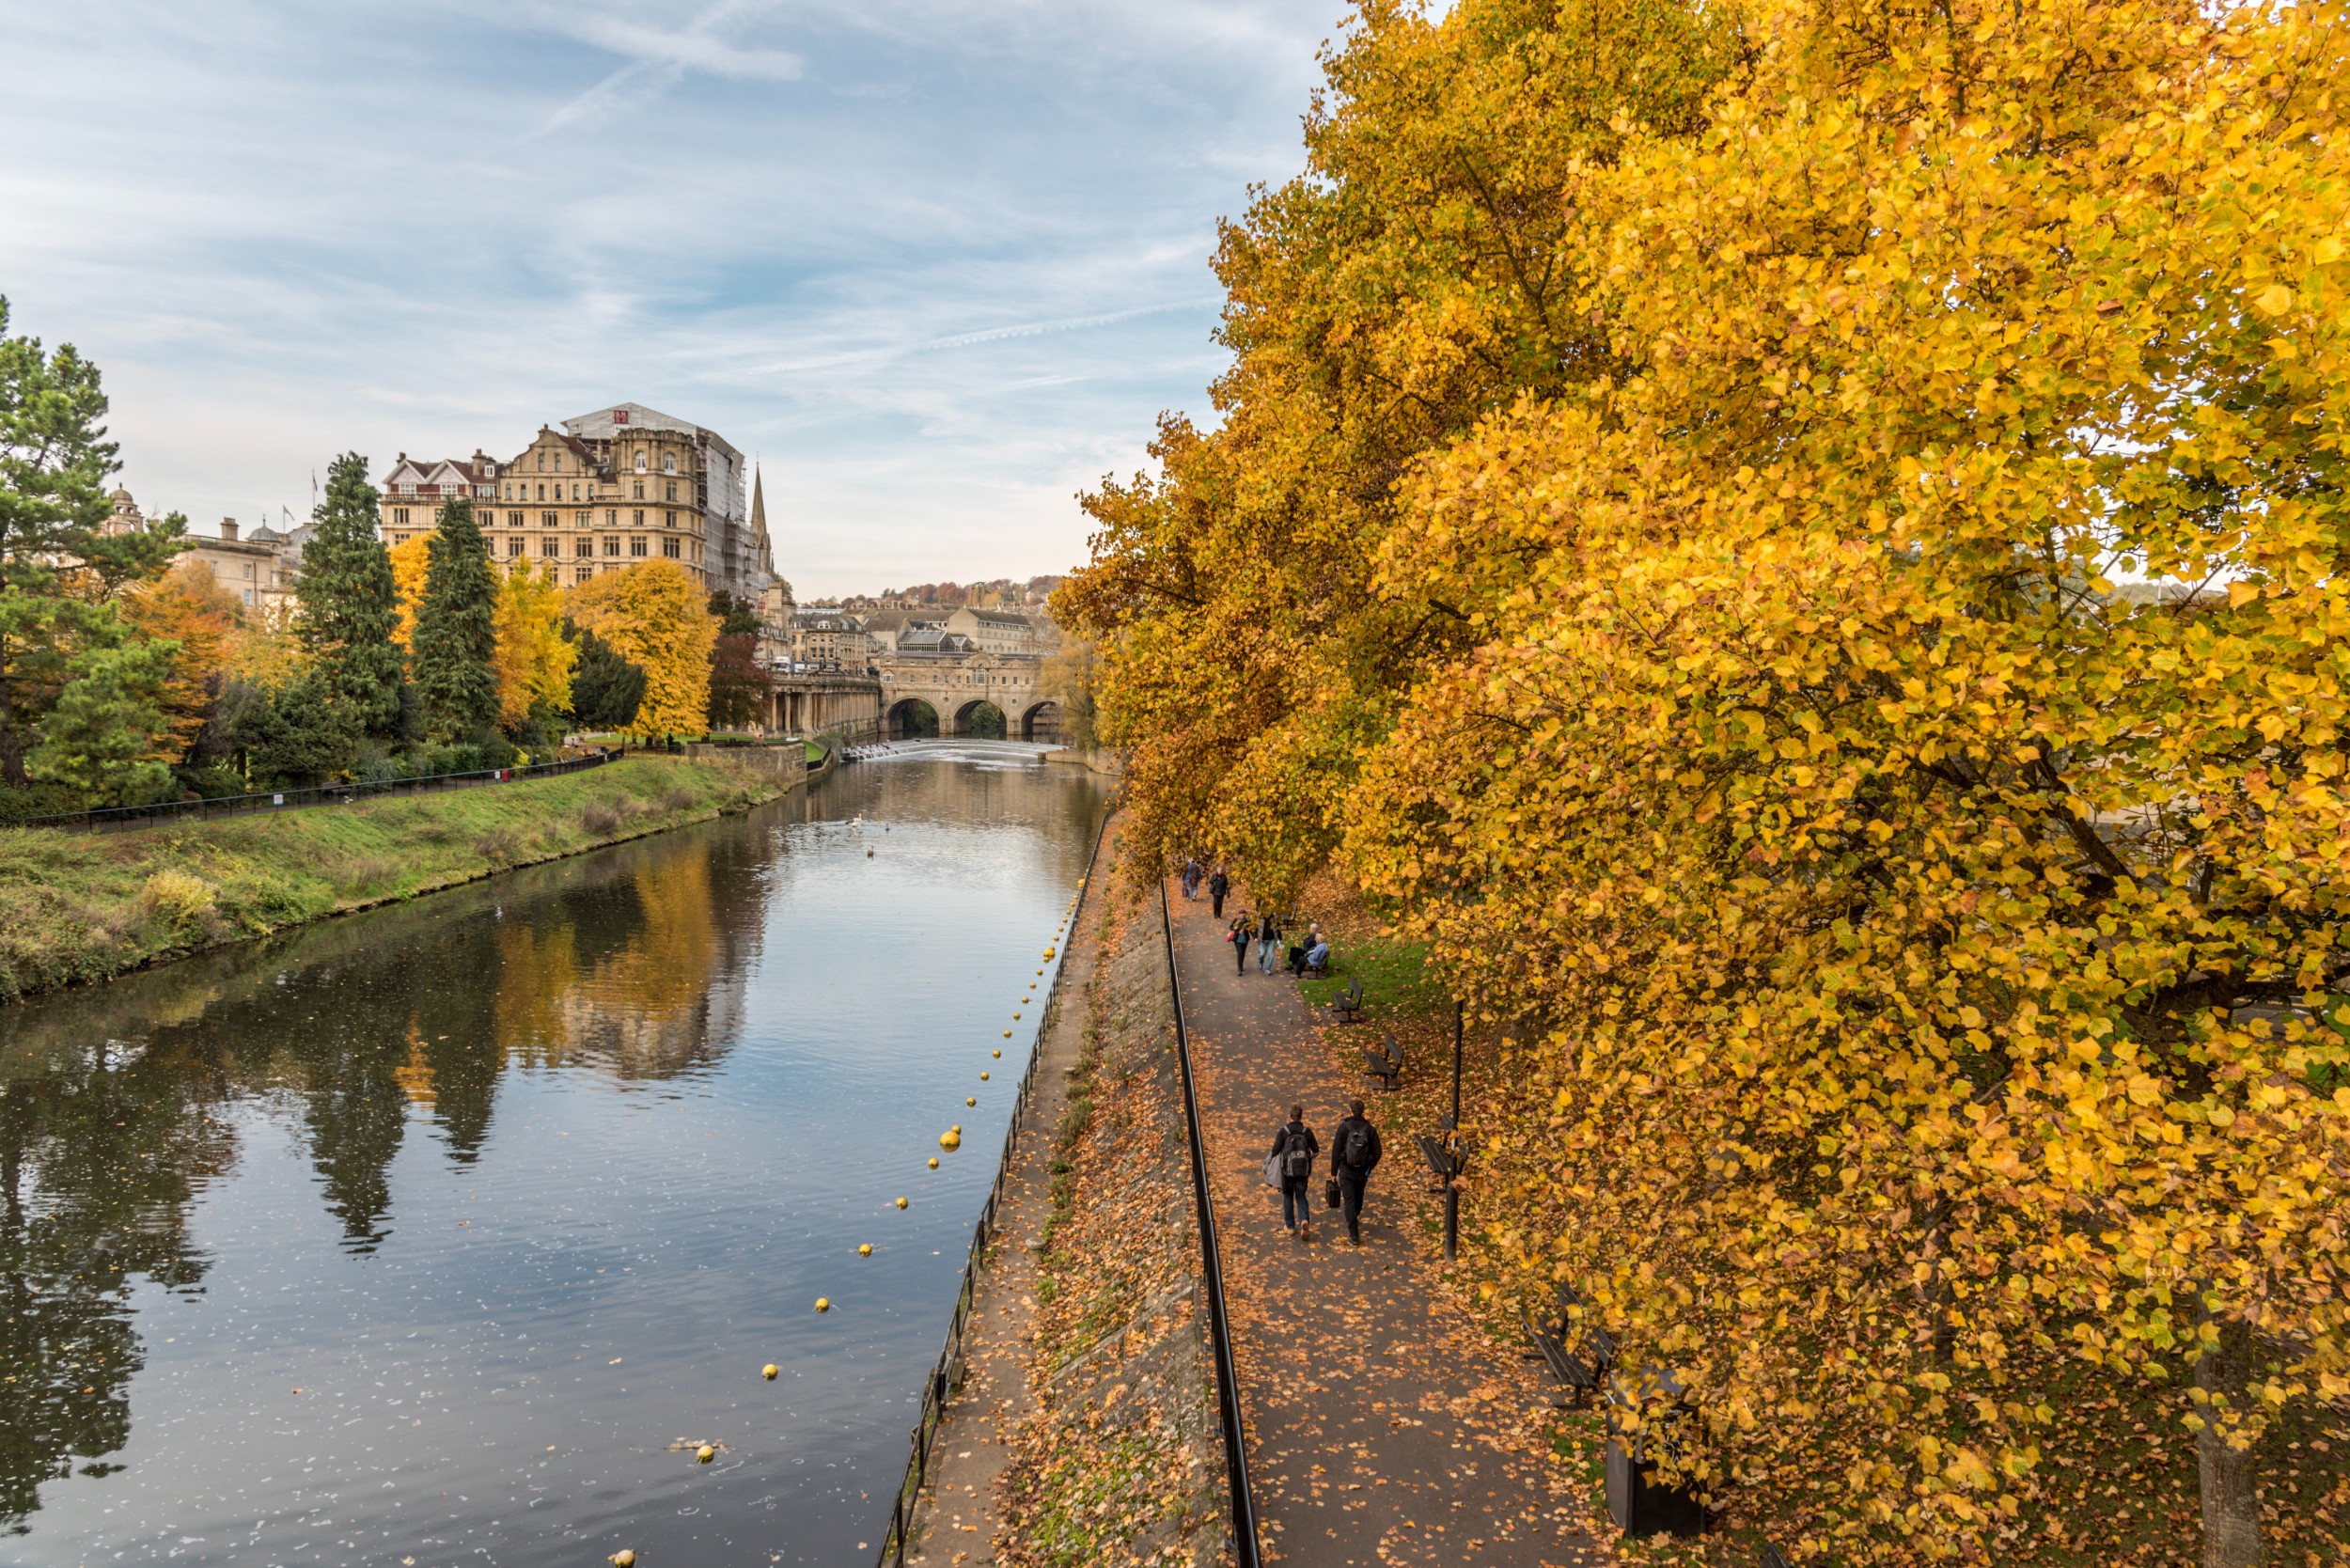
[0, 743, 1104, 1562]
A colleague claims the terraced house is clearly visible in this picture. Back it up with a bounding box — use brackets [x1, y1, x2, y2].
[375, 402, 776, 603]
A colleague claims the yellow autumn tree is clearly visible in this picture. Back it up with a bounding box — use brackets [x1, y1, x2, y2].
[1065, 2, 2350, 1562]
[386, 533, 431, 653]
[563, 559, 713, 739]
[491, 559, 576, 730]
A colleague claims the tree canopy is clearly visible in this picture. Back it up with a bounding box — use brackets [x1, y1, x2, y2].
[409, 498, 499, 742]
[1058, 2, 2350, 1560]
[564, 561, 714, 739]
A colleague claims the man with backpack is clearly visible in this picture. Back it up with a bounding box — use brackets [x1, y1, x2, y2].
[1267, 1105, 1320, 1236]
[1330, 1099, 1384, 1246]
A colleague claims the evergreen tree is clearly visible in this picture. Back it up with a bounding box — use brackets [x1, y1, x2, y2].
[0, 296, 180, 784]
[295, 451, 402, 735]
[707, 590, 760, 636]
[408, 498, 497, 741]
[562, 619, 645, 732]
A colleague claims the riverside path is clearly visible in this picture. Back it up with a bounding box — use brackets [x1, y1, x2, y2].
[1165, 882, 1605, 1567]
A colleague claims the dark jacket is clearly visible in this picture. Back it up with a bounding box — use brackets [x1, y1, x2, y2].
[1256, 913, 1280, 942]
[1331, 1115, 1383, 1177]
[1208, 872, 1229, 897]
[1269, 1121, 1320, 1180]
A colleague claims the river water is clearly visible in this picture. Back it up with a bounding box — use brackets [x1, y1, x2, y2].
[0, 742, 1108, 1567]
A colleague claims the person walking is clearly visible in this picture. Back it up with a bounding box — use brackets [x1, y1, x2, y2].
[1330, 1098, 1384, 1246]
[1183, 857, 1202, 900]
[1230, 916, 1252, 976]
[1208, 866, 1229, 918]
[1267, 1105, 1320, 1236]
[1255, 910, 1282, 976]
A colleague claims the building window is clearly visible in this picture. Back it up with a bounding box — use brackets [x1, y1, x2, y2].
[572, 483, 582, 500]
[542, 510, 557, 526]
[632, 479, 644, 499]
[605, 509, 618, 526]
[665, 510, 677, 527]
[392, 507, 410, 525]
[507, 536, 523, 557]
[576, 566, 593, 585]
[662, 537, 681, 558]
[553, 452, 563, 473]
[603, 537, 619, 557]
[665, 453, 678, 475]
[576, 510, 589, 526]
[632, 509, 645, 526]
[630, 537, 647, 557]
[634, 451, 647, 473]
[509, 510, 523, 526]
[576, 539, 593, 557]
[664, 481, 676, 502]
[541, 537, 558, 557]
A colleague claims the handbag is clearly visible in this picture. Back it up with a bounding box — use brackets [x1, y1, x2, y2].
[1324, 1176, 1341, 1209]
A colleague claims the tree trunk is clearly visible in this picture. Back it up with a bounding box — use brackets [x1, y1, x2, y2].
[2198, 1315, 2263, 1568]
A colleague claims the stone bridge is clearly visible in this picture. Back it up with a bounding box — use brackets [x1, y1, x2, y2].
[759, 655, 1064, 744]
[874, 651, 1064, 742]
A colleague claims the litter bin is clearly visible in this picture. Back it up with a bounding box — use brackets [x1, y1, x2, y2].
[1604, 1367, 1705, 1537]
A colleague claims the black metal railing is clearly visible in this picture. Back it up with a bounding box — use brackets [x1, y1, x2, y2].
[10, 747, 631, 834]
[873, 800, 1118, 1566]
[1160, 880, 1264, 1568]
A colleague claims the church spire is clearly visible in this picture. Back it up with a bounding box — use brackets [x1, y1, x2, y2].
[749, 465, 775, 582]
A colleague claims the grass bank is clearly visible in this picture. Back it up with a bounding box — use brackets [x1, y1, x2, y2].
[0, 757, 786, 1004]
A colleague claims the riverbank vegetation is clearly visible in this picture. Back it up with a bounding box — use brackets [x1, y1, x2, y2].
[0, 330, 790, 821]
[1058, 3, 2350, 1563]
[0, 756, 781, 1003]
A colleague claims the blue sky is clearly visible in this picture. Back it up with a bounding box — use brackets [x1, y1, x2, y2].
[0, 0, 1335, 597]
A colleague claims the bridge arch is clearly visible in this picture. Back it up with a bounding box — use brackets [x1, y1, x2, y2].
[952, 699, 1007, 738]
[887, 698, 940, 738]
[1019, 700, 1063, 744]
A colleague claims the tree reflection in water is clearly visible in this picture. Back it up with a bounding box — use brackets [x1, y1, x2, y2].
[0, 826, 761, 1529]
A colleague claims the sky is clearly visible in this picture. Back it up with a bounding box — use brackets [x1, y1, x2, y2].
[0, 0, 1338, 598]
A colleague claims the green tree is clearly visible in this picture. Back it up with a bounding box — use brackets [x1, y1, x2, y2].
[295, 452, 402, 735]
[0, 296, 183, 784]
[707, 591, 760, 636]
[563, 620, 646, 731]
[23, 636, 176, 806]
[243, 673, 359, 787]
[408, 498, 497, 741]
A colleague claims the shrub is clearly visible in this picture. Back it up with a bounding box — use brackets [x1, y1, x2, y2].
[178, 765, 249, 800]
[140, 869, 217, 930]
[474, 827, 521, 866]
[579, 804, 620, 836]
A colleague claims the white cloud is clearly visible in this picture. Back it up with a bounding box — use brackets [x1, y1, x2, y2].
[0, 0, 1334, 594]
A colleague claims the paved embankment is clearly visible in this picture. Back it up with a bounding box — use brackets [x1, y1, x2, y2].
[1167, 883, 1603, 1567]
[910, 826, 1227, 1568]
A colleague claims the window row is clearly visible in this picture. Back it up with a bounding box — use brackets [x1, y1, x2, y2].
[498, 536, 685, 560]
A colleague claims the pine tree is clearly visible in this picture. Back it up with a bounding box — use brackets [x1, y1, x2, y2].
[563, 620, 646, 732]
[295, 451, 402, 735]
[409, 498, 498, 741]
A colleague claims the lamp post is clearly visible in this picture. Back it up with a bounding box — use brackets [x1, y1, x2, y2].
[1444, 999, 1464, 1261]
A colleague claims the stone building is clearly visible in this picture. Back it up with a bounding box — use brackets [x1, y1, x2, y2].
[185, 518, 296, 617]
[789, 608, 870, 669]
[374, 402, 774, 603]
[942, 605, 1050, 656]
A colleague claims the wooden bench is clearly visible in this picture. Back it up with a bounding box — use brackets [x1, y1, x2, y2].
[1362, 1029, 1402, 1090]
[1330, 976, 1365, 1024]
[1525, 1282, 1617, 1408]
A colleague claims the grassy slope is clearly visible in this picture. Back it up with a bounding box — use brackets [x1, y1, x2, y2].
[1284, 870, 2350, 1567]
[0, 757, 783, 1004]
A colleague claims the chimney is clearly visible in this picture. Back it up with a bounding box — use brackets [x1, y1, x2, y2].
[220, 518, 240, 541]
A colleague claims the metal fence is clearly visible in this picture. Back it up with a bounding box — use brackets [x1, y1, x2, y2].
[9, 747, 629, 834]
[873, 800, 1118, 1567]
[1160, 881, 1265, 1568]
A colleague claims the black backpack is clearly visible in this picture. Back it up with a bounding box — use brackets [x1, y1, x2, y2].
[1281, 1127, 1314, 1179]
[1337, 1120, 1372, 1172]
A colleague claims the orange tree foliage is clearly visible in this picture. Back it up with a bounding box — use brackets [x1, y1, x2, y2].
[491, 560, 576, 731]
[119, 560, 235, 761]
[1063, 1, 2350, 1560]
[562, 560, 713, 740]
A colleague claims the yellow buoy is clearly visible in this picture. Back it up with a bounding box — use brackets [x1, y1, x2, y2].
[859, 1243, 873, 1256]
[940, 1129, 962, 1150]
[762, 1363, 779, 1380]
[896, 1197, 909, 1209]
[614, 1551, 636, 1568]
[815, 1296, 831, 1312]
[1012, 1012, 1021, 1020]
[979, 1071, 990, 1080]
[965, 1096, 977, 1107]
[697, 1444, 715, 1464]
[993, 1049, 1001, 1058]
[1004, 1030, 1012, 1038]
[928, 1157, 939, 1168]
